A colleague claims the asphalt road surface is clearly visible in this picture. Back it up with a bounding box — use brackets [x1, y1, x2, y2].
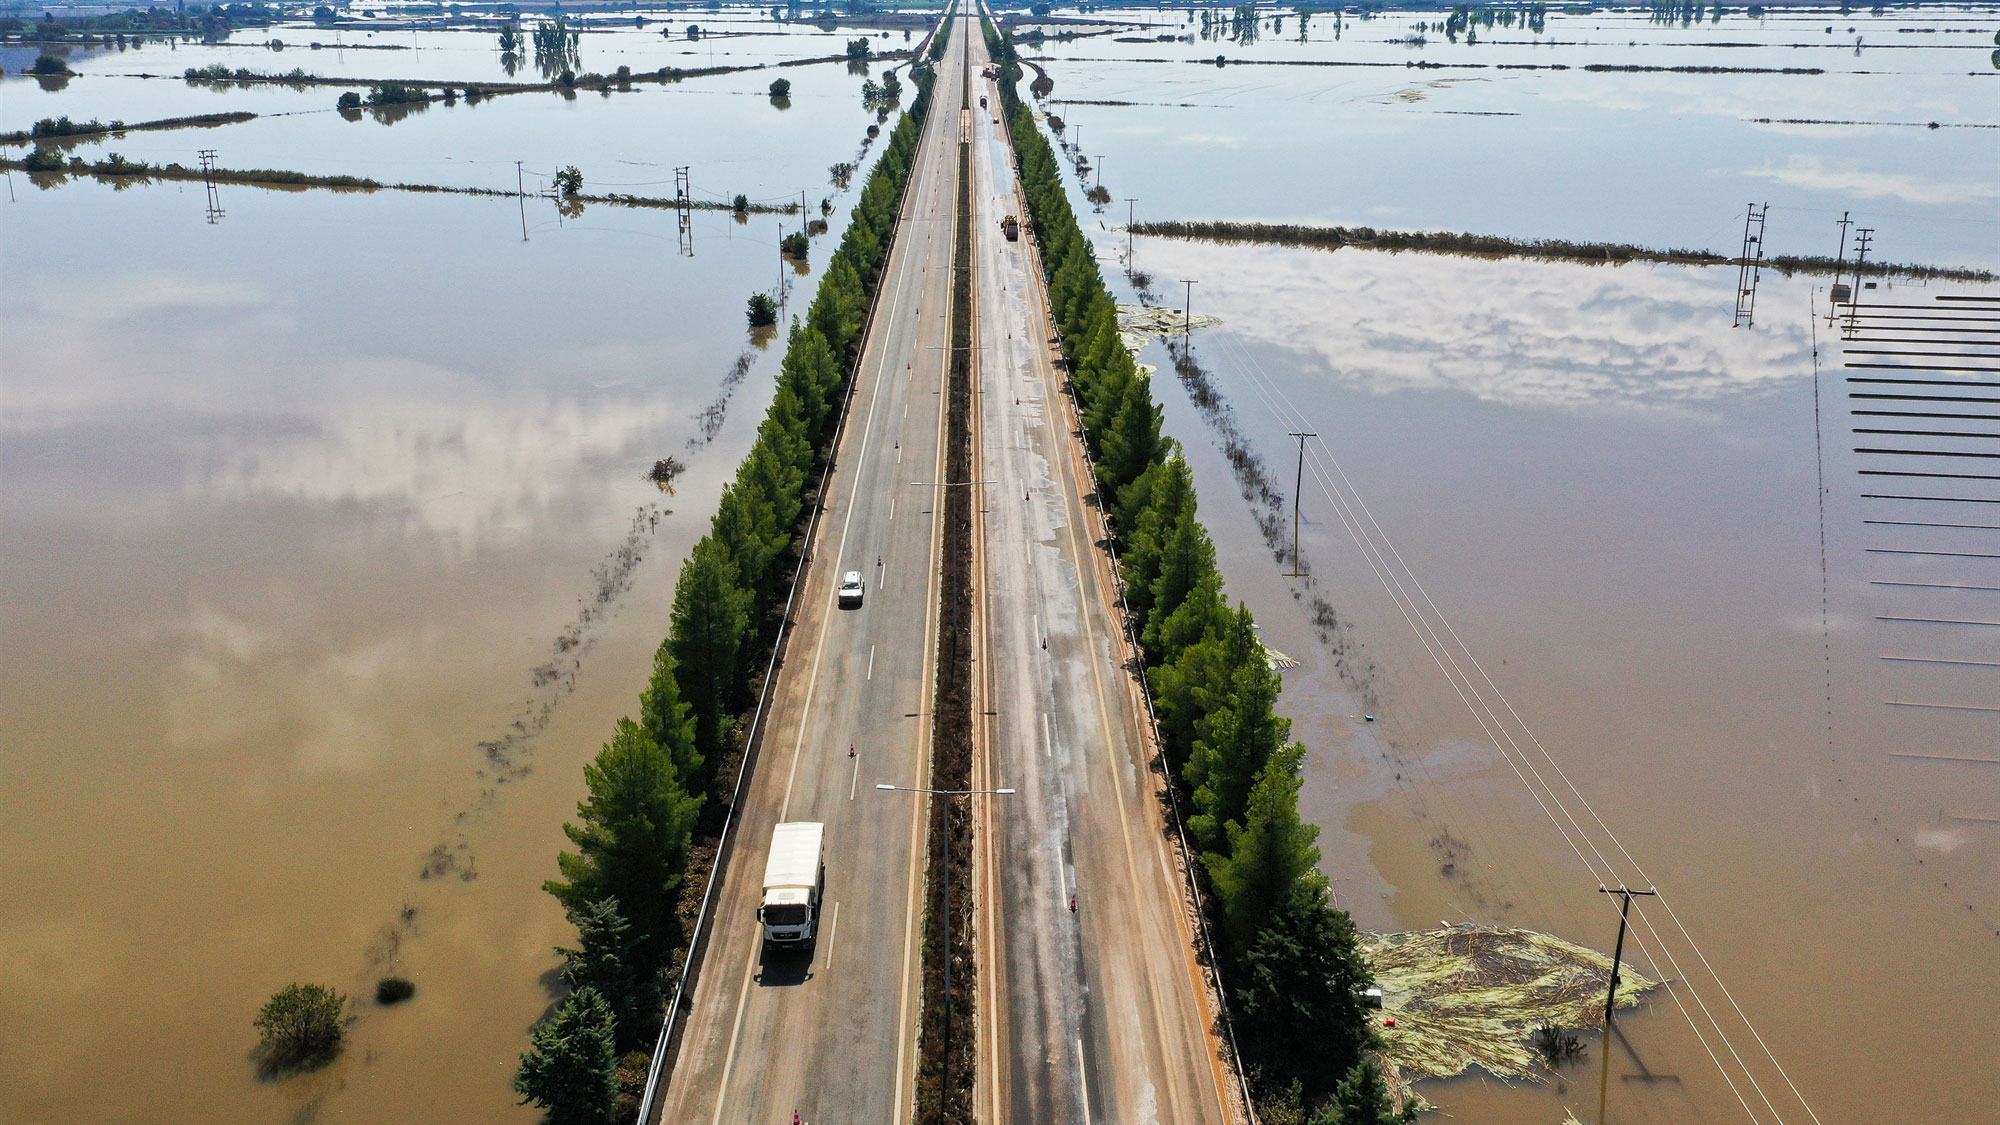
[653, 11, 973, 1123]
[964, 24, 1234, 1125]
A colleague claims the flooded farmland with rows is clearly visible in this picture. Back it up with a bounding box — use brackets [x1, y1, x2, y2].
[3, 1, 1996, 1123]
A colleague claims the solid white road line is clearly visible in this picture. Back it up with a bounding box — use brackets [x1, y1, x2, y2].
[825, 901, 841, 969]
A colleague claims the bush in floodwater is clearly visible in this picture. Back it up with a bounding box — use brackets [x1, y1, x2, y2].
[554, 165, 583, 197]
[731, 192, 749, 214]
[31, 115, 116, 138]
[368, 83, 426, 105]
[746, 292, 778, 328]
[336, 90, 361, 109]
[767, 77, 791, 98]
[780, 230, 810, 258]
[374, 977, 416, 1005]
[22, 144, 65, 172]
[254, 983, 345, 1073]
[30, 54, 69, 75]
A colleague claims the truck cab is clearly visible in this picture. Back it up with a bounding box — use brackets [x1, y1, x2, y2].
[759, 822, 825, 949]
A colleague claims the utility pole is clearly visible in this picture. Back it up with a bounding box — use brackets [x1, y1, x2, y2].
[516, 160, 527, 241]
[1828, 210, 1852, 325]
[1125, 197, 1137, 268]
[1094, 155, 1103, 190]
[675, 165, 693, 257]
[1284, 432, 1316, 576]
[1847, 227, 1873, 335]
[1596, 884, 1658, 1125]
[1731, 201, 1767, 328]
[198, 148, 223, 224]
[1179, 278, 1197, 337]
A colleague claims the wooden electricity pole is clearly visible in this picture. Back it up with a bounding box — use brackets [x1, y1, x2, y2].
[1284, 431, 1316, 576]
[1596, 884, 1658, 1124]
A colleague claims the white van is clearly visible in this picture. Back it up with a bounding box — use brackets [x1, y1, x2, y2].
[838, 571, 865, 608]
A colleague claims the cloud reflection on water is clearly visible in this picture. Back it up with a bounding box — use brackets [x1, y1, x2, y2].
[1138, 241, 1813, 411]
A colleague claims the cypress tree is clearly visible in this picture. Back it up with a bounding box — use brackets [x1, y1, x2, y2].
[514, 986, 618, 1125]
[638, 641, 701, 785]
[555, 897, 642, 1049]
[668, 538, 752, 788]
[1205, 744, 1319, 953]
[545, 719, 702, 958]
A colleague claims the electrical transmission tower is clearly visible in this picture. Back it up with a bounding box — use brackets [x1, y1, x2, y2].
[1731, 201, 1767, 328]
[674, 165, 693, 257]
[1845, 227, 1874, 336]
[198, 149, 224, 224]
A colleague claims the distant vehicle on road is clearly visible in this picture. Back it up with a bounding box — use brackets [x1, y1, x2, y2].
[1001, 215, 1020, 241]
[759, 822, 825, 949]
[839, 570, 866, 608]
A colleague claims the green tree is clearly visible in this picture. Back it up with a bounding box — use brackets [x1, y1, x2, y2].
[1205, 744, 1319, 952]
[638, 641, 702, 786]
[1142, 504, 1217, 654]
[1186, 651, 1294, 854]
[768, 77, 791, 97]
[514, 986, 618, 1125]
[669, 538, 752, 785]
[544, 718, 703, 959]
[556, 898, 642, 1049]
[1236, 883, 1374, 1100]
[253, 983, 345, 1070]
[555, 166, 583, 197]
[1097, 373, 1164, 504]
[1318, 1058, 1414, 1125]
[747, 291, 778, 327]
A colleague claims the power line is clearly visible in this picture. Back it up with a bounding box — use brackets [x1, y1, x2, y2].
[1213, 329, 1820, 1124]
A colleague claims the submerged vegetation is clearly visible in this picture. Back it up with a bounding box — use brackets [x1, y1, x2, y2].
[989, 18, 1385, 1120]
[253, 983, 345, 1075]
[1130, 219, 1997, 282]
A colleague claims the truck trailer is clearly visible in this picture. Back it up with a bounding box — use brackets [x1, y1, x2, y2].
[759, 821, 825, 949]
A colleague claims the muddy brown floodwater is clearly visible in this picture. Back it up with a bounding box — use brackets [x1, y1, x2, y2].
[1119, 239, 1999, 1122]
[0, 180, 821, 1123]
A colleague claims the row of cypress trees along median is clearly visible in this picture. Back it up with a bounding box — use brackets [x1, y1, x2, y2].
[983, 18, 1407, 1125]
[512, 66, 938, 1125]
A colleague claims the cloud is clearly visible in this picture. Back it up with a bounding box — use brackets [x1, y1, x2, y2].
[1746, 156, 2000, 206]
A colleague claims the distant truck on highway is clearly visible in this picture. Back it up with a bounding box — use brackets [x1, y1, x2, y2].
[1001, 215, 1020, 241]
[759, 822, 825, 949]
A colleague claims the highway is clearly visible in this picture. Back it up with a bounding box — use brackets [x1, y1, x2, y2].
[652, 10, 972, 1123]
[965, 25, 1235, 1125]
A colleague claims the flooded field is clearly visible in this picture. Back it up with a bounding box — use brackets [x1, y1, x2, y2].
[4, 2, 1994, 1122]
[1002, 7, 1998, 1117]
[1027, 5, 1998, 269]
[0, 10, 906, 1116]
[1104, 178, 1999, 1122]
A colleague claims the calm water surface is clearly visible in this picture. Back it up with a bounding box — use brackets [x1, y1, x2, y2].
[0, 100, 879, 1119]
[1115, 234, 2000, 1120]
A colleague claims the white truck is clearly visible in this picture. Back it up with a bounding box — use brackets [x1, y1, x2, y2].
[759, 821, 825, 949]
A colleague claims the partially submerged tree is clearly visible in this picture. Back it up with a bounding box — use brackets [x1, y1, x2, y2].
[254, 983, 345, 1071]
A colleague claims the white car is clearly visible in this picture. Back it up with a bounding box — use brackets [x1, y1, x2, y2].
[838, 571, 865, 608]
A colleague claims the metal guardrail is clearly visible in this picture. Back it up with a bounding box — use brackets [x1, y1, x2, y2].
[635, 23, 956, 1124]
